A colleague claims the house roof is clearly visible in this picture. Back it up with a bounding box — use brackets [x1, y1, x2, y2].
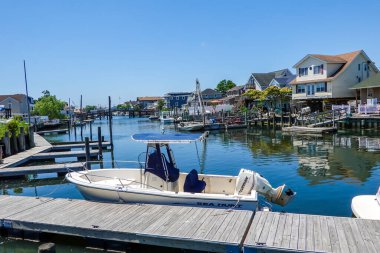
[0, 94, 27, 103]
[201, 88, 221, 95]
[290, 50, 378, 85]
[351, 73, 380, 89]
[251, 69, 293, 89]
[309, 54, 347, 64]
[227, 85, 245, 92]
[164, 92, 193, 96]
[137, 96, 162, 101]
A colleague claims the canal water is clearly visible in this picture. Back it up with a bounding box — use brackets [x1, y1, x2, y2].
[1, 116, 380, 251]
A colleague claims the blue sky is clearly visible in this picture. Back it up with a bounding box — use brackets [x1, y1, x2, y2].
[1, 0, 380, 106]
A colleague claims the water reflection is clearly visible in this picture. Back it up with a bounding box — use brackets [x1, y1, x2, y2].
[1, 117, 379, 218]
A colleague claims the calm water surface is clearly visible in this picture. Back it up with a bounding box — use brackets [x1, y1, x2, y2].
[1, 116, 380, 251]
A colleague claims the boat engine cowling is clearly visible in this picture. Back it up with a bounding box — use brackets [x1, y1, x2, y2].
[235, 169, 296, 206]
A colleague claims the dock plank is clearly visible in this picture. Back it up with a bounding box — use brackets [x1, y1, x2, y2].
[31, 150, 98, 160]
[0, 162, 84, 177]
[0, 196, 253, 253]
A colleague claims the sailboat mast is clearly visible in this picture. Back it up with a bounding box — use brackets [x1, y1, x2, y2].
[196, 79, 206, 125]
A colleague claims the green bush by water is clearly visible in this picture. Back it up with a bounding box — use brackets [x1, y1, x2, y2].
[0, 118, 29, 138]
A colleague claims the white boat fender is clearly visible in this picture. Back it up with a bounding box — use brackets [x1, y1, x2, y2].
[235, 168, 296, 206]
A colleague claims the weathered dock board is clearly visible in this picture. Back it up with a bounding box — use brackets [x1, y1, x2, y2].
[51, 142, 111, 151]
[37, 129, 69, 135]
[282, 126, 337, 134]
[31, 150, 98, 160]
[0, 196, 253, 253]
[0, 162, 84, 177]
[0, 134, 52, 168]
[243, 211, 380, 253]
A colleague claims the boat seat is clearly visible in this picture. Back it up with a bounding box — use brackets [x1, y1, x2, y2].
[184, 169, 206, 193]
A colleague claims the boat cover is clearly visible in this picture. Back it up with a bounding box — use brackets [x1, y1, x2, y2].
[132, 133, 203, 143]
[146, 151, 180, 182]
[184, 169, 206, 193]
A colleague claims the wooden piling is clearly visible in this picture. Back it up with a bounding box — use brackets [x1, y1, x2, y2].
[85, 137, 91, 170]
[97, 127, 103, 160]
[18, 127, 25, 152]
[108, 96, 113, 148]
[28, 126, 35, 148]
[89, 121, 93, 141]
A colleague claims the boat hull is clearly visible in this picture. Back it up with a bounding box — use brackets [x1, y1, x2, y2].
[75, 183, 257, 210]
[351, 195, 380, 220]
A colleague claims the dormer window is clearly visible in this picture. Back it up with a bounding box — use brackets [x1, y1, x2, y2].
[299, 67, 308, 77]
[313, 65, 323, 75]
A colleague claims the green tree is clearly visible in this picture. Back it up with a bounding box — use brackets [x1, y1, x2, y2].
[84, 105, 97, 112]
[216, 79, 236, 96]
[157, 99, 165, 111]
[244, 89, 264, 101]
[32, 91, 66, 119]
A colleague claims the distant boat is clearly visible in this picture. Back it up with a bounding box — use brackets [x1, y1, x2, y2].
[351, 186, 380, 220]
[177, 122, 204, 131]
[160, 112, 174, 124]
[66, 133, 296, 210]
[149, 115, 159, 121]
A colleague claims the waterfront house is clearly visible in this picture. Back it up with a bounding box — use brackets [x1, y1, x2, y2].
[268, 75, 296, 88]
[224, 85, 245, 105]
[136, 96, 162, 110]
[350, 72, 380, 113]
[290, 50, 379, 111]
[164, 92, 193, 110]
[201, 88, 223, 105]
[245, 69, 294, 91]
[0, 94, 34, 116]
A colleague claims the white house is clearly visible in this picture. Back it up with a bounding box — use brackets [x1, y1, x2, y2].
[290, 50, 379, 109]
[0, 94, 34, 116]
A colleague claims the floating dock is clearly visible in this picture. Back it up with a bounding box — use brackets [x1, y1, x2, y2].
[282, 126, 338, 134]
[51, 141, 111, 151]
[0, 196, 379, 253]
[31, 150, 98, 160]
[244, 211, 380, 253]
[0, 162, 84, 177]
[0, 196, 252, 253]
[36, 129, 69, 135]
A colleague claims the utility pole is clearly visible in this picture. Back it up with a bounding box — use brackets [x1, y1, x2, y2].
[23, 60, 31, 124]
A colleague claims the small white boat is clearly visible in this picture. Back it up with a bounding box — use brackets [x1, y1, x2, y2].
[177, 122, 204, 131]
[66, 133, 295, 210]
[351, 187, 380, 220]
[160, 112, 174, 124]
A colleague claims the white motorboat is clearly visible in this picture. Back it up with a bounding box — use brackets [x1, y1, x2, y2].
[66, 133, 296, 210]
[177, 122, 204, 131]
[160, 112, 174, 124]
[351, 187, 380, 220]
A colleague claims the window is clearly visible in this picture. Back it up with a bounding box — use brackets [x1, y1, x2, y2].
[170, 97, 173, 100]
[296, 85, 305, 94]
[8, 103, 11, 109]
[176, 96, 179, 100]
[299, 67, 308, 77]
[358, 64, 361, 71]
[182, 96, 186, 100]
[316, 82, 327, 92]
[313, 65, 323, 75]
[175, 102, 178, 106]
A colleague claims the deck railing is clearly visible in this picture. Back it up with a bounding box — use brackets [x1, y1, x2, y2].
[357, 104, 380, 114]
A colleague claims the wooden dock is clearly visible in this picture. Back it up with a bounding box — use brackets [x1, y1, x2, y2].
[0, 196, 378, 252]
[36, 129, 69, 135]
[51, 141, 111, 151]
[0, 162, 84, 177]
[243, 211, 380, 253]
[0, 134, 52, 168]
[0, 196, 252, 253]
[282, 126, 338, 134]
[31, 150, 98, 160]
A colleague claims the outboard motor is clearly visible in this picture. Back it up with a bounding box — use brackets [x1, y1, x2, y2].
[235, 169, 296, 206]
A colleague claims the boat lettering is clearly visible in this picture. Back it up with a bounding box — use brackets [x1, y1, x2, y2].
[196, 202, 242, 208]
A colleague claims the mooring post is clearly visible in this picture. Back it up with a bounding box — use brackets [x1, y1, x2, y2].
[89, 121, 93, 141]
[97, 126, 103, 160]
[85, 137, 91, 170]
[28, 126, 35, 147]
[108, 96, 113, 148]
[18, 127, 25, 151]
[3, 132, 10, 156]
